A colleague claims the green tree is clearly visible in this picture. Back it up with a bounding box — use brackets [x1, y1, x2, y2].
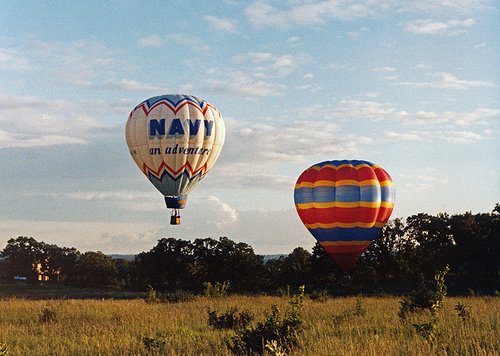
[130, 238, 194, 291]
[1, 236, 43, 281]
[74, 251, 117, 287]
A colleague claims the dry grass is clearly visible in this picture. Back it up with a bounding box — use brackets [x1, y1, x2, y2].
[0, 295, 498, 355]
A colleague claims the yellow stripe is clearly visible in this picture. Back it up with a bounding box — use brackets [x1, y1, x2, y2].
[380, 180, 395, 187]
[296, 201, 394, 209]
[321, 241, 371, 247]
[295, 179, 381, 189]
[305, 221, 386, 229]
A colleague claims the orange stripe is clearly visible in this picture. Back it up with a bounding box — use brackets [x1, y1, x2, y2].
[305, 221, 386, 229]
[296, 201, 394, 209]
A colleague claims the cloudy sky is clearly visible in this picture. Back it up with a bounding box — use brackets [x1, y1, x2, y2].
[0, 0, 498, 255]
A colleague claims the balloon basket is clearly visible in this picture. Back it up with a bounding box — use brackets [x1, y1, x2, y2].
[170, 210, 181, 225]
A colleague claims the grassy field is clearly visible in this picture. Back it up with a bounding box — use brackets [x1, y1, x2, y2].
[0, 294, 498, 355]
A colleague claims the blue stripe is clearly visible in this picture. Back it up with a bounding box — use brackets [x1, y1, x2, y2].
[315, 159, 374, 168]
[294, 186, 381, 204]
[381, 186, 395, 203]
[308, 227, 381, 242]
[148, 169, 203, 196]
[135, 94, 205, 111]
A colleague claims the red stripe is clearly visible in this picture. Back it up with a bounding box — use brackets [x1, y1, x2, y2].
[296, 168, 318, 185]
[297, 166, 379, 185]
[142, 161, 207, 179]
[376, 206, 394, 224]
[297, 206, 379, 225]
[373, 166, 393, 182]
[322, 245, 370, 272]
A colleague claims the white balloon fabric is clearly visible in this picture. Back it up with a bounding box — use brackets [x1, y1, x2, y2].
[125, 94, 225, 210]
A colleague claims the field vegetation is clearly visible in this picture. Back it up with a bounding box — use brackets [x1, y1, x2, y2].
[0, 294, 498, 355]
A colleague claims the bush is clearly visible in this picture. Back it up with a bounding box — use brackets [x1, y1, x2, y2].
[229, 286, 305, 355]
[144, 286, 195, 303]
[39, 306, 57, 324]
[162, 290, 195, 303]
[208, 307, 254, 330]
[399, 265, 449, 344]
[203, 281, 230, 298]
[454, 302, 470, 322]
[331, 299, 366, 326]
[142, 336, 166, 352]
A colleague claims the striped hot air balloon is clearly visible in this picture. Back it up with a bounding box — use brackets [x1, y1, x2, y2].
[294, 160, 395, 272]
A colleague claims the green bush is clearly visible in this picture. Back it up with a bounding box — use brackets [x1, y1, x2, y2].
[142, 336, 166, 352]
[208, 307, 254, 330]
[399, 265, 449, 345]
[203, 281, 230, 298]
[39, 306, 57, 324]
[454, 302, 470, 322]
[229, 286, 305, 355]
[331, 299, 366, 326]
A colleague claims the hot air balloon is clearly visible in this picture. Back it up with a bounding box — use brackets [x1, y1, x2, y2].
[125, 94, 225, 225]
[294, 160, 395, 272]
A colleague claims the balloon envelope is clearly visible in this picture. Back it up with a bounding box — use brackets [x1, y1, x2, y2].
[294, 160, 395, 272]
[125, 94, 225, 210]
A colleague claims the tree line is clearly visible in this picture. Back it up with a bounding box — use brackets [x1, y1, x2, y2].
[0, 205, 498, 295]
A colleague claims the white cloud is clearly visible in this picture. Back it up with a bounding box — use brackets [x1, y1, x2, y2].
[137, 35, 164, 48]
[98, 79, 168, 92]
[0, 219, 164, 254]
[414, 108, 500, 125]
[298, 100, 410, 121]
[404, 18, 476, 35]
[204, 15, 238, 33]
[244, 1, 490, 28]
[397, 72, 495, 90]
[245, 0, 375, 28]
[400, 173, 449, 192]
[0, 94, 110, 149]
[66, 190, 162, 212]
[399, 0, 490, 14]
[380, 131, 428, 141]
[233, 52, 311, 78]
[0, 48, 33, 71]
[205, 70, 286, 96]
[372, 66, 397, 73]
[166, 33, 210, 52]
[446, 130, 483, 143]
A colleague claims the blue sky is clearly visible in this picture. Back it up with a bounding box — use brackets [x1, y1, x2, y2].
[0, 0, 498, 254]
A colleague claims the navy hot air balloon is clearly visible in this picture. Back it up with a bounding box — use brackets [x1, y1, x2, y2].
[125, 94, 225, 224]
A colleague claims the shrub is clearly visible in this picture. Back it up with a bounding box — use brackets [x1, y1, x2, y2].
[142, 336, 166, 352]
[454, 302, 470, 322]
[144, 285, 159, 303]
[208, 307, 254, 330]
[229, 286, 305, 355]
[399, 265, 449, 345]
[144, 286, 195, 303]
[39, 306, 57, 324]
[308, 289, 329, 302]
[162, 290, 195, 303]
[203, 281, 230, 298]
[331, 298, 366, 326]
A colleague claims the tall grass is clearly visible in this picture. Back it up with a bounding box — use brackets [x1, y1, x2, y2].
[0, 296, 498, 355]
